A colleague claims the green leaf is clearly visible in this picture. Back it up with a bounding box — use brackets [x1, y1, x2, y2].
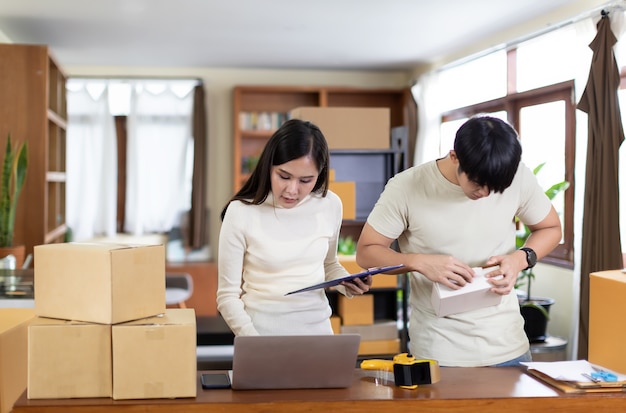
[0, 133, 28, 247]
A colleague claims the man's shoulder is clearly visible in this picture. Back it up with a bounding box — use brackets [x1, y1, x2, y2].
[390, 160, 437, 184]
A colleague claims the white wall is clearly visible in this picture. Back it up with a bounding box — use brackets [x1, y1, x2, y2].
[64, 65, 413, 258]
[531, 263, 575, 358]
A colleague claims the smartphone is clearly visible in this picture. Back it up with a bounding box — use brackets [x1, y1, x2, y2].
[200, 373, 231, 389]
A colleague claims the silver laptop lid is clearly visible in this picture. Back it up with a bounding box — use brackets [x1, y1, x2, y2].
[231, 334, 360, 390]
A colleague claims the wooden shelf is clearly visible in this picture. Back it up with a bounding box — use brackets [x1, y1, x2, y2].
[232, 85, 415, 194]
[0, 44, 68, 259]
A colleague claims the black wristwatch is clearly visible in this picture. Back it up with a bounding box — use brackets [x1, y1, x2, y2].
[519, 247, 537, 270]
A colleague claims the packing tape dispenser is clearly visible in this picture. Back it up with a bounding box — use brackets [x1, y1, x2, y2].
[360, 353, 440, 389]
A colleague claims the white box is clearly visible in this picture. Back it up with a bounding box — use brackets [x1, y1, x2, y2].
[431, 266, 502, 317]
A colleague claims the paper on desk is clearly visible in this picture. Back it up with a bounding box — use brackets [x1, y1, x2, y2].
[521, 360, 626, 382]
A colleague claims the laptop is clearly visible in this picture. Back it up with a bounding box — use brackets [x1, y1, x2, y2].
[229, 334, 361, 390]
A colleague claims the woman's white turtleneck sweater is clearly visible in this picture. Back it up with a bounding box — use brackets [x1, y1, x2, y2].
[217, 190, 350, 336]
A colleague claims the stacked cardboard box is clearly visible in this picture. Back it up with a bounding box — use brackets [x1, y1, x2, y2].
[28, 243, 197, 400]
[0, 308, 35, 413]
[335, 255, 400, 355]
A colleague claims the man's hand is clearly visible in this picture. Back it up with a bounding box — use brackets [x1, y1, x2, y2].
[412, 254, 475, 290]
[481, 253, 525, 295]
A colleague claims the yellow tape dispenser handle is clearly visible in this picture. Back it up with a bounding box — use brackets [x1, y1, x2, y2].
[360, 359, 395, 372]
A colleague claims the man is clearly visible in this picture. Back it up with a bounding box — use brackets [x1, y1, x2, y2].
[356, 116, 562, 367]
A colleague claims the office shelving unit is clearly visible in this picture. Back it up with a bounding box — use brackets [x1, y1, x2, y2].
[0, 44, 68, 259]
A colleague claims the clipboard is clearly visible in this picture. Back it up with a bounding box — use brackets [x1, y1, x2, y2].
[526, 369, 626, 393]
[523, 360, 626, 393]
[285, 264, 405, 295]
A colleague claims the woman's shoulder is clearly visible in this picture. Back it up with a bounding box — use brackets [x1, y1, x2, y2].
[223, 198, 257, 219]
[324, 189, 342, 203]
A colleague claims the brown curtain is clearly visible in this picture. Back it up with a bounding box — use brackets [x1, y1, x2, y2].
[576, 13, 624, 359]
[187, 84, 208, 249]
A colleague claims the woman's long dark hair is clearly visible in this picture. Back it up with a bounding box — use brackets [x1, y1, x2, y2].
[220, 119, 330, 220]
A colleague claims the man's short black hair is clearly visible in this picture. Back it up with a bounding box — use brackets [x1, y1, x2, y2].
[453, 115, 522, 194]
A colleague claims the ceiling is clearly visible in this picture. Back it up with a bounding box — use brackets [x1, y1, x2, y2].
[0, 0, 602, 71]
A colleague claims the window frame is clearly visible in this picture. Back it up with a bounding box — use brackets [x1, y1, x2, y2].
[441, 80, 576, 269]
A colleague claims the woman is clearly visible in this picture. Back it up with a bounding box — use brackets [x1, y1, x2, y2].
[217, 119, 371, 336]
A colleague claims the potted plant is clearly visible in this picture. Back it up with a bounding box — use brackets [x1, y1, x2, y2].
[0, 133, 28, 267]
[515, 163, 569, 342]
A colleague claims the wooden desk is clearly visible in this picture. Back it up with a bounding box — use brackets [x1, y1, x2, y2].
[12, 367, 626, 413]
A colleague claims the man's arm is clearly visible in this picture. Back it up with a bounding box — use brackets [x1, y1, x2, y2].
[356, 223, 475, 290]
[484, 205, 562, 294]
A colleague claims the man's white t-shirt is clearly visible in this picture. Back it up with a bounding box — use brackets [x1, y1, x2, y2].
[367, 160, 552, 366]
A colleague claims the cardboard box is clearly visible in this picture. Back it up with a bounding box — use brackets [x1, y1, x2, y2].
[290, 107, 390, 149]
[358, 339, 401, 355]
[341, 320, 398, 341]
[27, 317, 112, 399]
[34, 243, 166, 324]
[338, 294, 374, 326]
[431, 267, 502, 317]
[0, 309, 34, 413]
[112, 309, 197, 400]
[329, 181, 356, 220]
[589, 270, 626, 374]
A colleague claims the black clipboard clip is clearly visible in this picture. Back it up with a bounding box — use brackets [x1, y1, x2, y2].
[285, 264, 405, 295]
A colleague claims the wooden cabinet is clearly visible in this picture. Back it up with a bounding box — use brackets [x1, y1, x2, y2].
[0, 44, 67, 260]
[232, 85, 415, 193]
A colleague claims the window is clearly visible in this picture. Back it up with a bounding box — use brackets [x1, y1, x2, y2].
[438, 27, 577, 267]
[67, 78, 204, 244]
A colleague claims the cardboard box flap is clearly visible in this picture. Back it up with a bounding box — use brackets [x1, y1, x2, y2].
[117, 308, 196, 327]
[36, 242, 162, 253]
[0, 309, 35, 334]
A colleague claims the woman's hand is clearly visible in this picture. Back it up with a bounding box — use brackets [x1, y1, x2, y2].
[340, 275, 372, 295]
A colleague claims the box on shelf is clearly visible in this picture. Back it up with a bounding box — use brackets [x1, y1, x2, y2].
[589, 270, 626, 374]
[289, 107, 390, 150]
[358, 338, 401, 356]
[112, 309, 197, 400]
[0, 309, 34, 413]
[338, 255, 361, 274]
[431, 267, 502, 317]
[341, 320, 398, 341]
[27, 317, 112, 399]
[337, 255, 398, 289]
[34, 243, 166, 324]
[330, 316, 341, 334]
[329, 181, 356, 220]
[338, 294, 374, 326]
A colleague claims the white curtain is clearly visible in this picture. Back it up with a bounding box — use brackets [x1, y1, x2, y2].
[124, 81, 196, 235]
[411, 71, 443, 166]
[66, 80, 118, 241]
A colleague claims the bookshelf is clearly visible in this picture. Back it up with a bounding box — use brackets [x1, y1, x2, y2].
[0, 44, 68, 260]
[232, 85, 415, 193]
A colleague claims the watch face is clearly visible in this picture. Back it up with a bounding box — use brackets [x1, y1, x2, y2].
[523, 247, 537, 267]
